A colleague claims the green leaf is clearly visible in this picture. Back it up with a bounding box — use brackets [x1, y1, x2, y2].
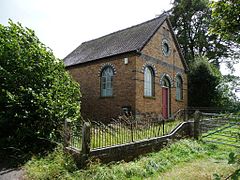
[0, 20, 81, 153]
[228, 152, 236, 164]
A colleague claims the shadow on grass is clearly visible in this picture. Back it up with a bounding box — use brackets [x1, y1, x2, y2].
[0, 138, 57, 170]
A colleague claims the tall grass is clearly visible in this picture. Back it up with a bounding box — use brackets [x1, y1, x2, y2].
[25, 139, 234, 180]
[25, 146, 77, 180]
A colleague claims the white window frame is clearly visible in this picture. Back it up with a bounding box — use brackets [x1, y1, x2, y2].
[101, 66, 113, 97]
[176, 76, 183, 100]
[144, 66, 154, 97]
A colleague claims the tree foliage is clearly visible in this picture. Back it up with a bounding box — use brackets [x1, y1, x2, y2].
[218, 75, 240, 111]
[188, 56, 222, 107]
[169, 0, 237, 68]
[0, 20, 81, 152]
[210, 0, 240, 44]
[169, 0, 240, 109]
[188, 56, 239, 109]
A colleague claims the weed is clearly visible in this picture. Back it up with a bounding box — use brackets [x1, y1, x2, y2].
[25, 146, 77, 180]
[25, 139, 223, 180]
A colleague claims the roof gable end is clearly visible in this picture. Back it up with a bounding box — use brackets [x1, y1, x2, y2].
[138, 17, 189, 72]
[165, 17, 189, 71]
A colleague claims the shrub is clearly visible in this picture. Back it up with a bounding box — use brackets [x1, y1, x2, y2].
[25, 146, 77, 179]
[0, 20, 81, 153]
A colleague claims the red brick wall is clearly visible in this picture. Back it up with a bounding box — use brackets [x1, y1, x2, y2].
[66, 21, 188, 121]
[67, 53, 137, 122]
[135, 21, 188, 117]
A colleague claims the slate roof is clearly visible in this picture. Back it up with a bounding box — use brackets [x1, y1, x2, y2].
[63, 13, 188, 71]
[64, 14, 168, 67]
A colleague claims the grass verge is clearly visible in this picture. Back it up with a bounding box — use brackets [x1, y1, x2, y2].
[24, 139, 239, 180]
[155, 158, 236, 180]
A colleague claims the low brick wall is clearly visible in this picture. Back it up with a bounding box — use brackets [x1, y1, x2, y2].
[90, 121, 192, 163]
[66, 121, 194, 165]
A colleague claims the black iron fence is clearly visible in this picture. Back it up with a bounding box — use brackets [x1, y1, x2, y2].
[65, 121, 82, 150]
[64, 110, 240, 166]
[90, 119, 181, 149]
[65, 108, 239, 151]
[66, 117, 183, 150]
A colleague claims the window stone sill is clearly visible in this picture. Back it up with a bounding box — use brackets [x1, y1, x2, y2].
[99, 96, 114, 99]
[176, 99, 183, 102]
[143, 96, 156, 99]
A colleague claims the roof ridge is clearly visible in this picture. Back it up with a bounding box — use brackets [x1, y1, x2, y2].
[81, 13, 167, 45]
[64, 13, 169, 67]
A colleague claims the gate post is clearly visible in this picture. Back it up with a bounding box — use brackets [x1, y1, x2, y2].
[82, 122, 91, 154]
[79, 122, 91, 167]
[194, 111, 201, 140]
[184, 108, 189, 121]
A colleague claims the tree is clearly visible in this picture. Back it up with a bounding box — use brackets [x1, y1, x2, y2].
[0, 20, 81, 152]
[217, 74, 240, 111]
[210, 0, 240, 44]
[188, 56, 222, 107]
[188, 56, 240, 109]
[169, 0, 240, 109]
[169, 0, 237, 68]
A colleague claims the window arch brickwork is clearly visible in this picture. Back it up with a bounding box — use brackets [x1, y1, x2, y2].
[98, 63, 116, 77]
[159, 73, 173, 87]
[141, 63, 157, 76]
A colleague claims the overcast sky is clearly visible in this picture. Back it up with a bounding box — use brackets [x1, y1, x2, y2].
[1, 0, 239, 96]
[0, 0, 173, 59]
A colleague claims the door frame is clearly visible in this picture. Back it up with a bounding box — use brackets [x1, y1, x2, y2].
[161, 76, 171, 119]
[162, 87, 170, 118]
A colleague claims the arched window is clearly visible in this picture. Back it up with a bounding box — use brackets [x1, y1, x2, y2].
[144, 66, 154, 97]
[101, 66, 114, 97]
[176, 76, 183, 100]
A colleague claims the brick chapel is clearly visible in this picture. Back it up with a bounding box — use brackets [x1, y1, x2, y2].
[64, 13, 188, 121]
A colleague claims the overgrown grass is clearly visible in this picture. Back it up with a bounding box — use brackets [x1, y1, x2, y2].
[25, 139, 238, 180]
[157, 158, 236, 180]
[25, 146, 78, 179]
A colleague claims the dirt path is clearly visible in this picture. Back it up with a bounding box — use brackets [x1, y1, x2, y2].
[0, 162, 24, 180]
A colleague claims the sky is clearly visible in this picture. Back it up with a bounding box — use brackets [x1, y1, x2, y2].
[0, 0, 173, 59]
[1, 0, 239, 97]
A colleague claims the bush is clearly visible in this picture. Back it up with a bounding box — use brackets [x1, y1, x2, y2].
[25, 146, 77, 179]
[0, 20, 81, 153]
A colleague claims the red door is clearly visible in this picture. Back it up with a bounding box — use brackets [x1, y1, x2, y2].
[162, 87, 168, 119]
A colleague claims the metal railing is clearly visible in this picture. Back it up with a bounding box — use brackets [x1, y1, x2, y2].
[199, 112, 240, 148]
[90, 119, 181, 149]
[66, 117, 183, 150]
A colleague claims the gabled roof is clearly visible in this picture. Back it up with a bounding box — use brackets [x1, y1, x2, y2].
[64, 14, 167, 67]
[63, 13, 188, 71]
